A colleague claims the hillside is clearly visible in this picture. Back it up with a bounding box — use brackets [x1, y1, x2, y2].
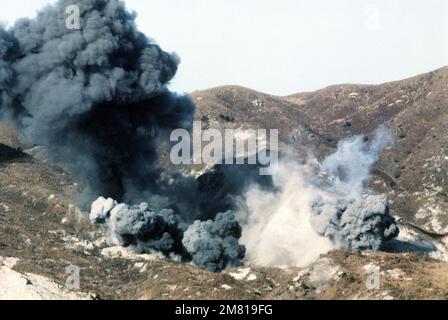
[191, 66, 448, 234]
[1, 67, 448, 299]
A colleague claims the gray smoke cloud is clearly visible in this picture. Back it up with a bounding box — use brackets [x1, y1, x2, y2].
[308, 126, 399, 251]
[0, 0, 195, 205]
[311, 195, 399, 251]
[0, 28, 15, 116]
[90, 197, 185, 256]
[90, 197, 246, 271]
[320, 126, 393, 198]
[0, 0, 250, 272]
[183, 211, 246, 272]
[1, 0, 400, 271]
[240, 127, 399, 267]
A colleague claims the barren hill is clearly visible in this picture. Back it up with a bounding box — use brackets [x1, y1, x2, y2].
[1, 67, 448, 300]
[191, 66, 448, 234]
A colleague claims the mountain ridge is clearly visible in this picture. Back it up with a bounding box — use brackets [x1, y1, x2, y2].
[191, 65, 448, 233]
[1, 66, 447, 299]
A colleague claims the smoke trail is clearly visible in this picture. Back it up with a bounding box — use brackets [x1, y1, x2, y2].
[239, 128, 399, 267]
[0, 0, 195, 205]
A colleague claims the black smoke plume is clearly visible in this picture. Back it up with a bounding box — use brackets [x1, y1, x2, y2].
[0, 0, 195, 205]
[90, 197, 186, 256]
[90, 197, 245, 271]
[1, 0, 403, 272]
[311, 195, 399, 251]
[183, 211, 246, 272]
[0, 0, 252, 271]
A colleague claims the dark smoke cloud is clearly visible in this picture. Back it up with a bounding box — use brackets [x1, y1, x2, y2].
[90, 197, 186, 256]
[0, 0, 252, 272]
[1, 0, 402, 271]
[0, 0, 195, 205]
[0, 28, 16, 117]
[90, 197, 246, 271]
[311, 195, 399, 251]
[196, 161, 274, 220]
[183, 211, 246, 272]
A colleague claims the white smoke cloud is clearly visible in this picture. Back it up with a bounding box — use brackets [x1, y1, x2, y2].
[239, 161, 334, 267]
[238, 127, 398, 268]
[321, 126, 393, 198]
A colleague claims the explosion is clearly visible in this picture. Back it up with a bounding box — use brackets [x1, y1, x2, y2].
[90, 197, 245, 272]
[0, 0, 400, 272]
[90, 197, 185, 257]
[311, 195, 399, 251]
[0, 0, 195, 206]
[86, 127, 399, 271]
[239, 127, 399, 267]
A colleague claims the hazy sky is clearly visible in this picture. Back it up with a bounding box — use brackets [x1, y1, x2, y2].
[1, 0, 447, 95]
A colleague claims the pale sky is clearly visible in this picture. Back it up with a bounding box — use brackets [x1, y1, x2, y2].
[1, 0, 447, 95]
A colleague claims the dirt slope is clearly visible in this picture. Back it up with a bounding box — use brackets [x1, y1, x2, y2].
[191, 66, 448, 233]
[1, 67, 448, 300]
